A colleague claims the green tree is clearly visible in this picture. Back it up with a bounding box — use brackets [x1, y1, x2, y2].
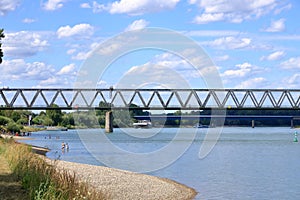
[0, 29, 4, 64]
[46, 104, 63, 126]
[7, 122, 23, 133]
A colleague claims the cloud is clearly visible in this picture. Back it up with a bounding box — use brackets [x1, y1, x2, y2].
[22, 18, 36, 24]
[69, 42, 99, 60]
[80, 3, 91, 9]
[125, 19, 149, 31]
[193, 13, 225, 24]
[235, 77, 267, 89]
[0, 0, 20, 16]
[263, 18, 285, 32]
[190, 0, 288, 24]
[280, 57, 300, 70]
[57, 23, 94, 39]
[86, 0, 180, 15]
[57, 63, 76, 75]
[3, 31, 49, 58]
[260, 51, 285, 61]
[204, 36, 251, 49]
[274, 3, 292, 14]
[42, 0, 66, 11]
[222, 62, 252, 78]
[284, 74, 300, 88]
[0, 59, 55, 81]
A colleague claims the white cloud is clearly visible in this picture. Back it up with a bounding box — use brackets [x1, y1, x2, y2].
[193, 13, 224, 24]
[42, 0, 66, 11]
[190, 0, 288, 24]
[70, 42, 99, 60]
[0, 59, 55, 81]
[80, 3, 91, 9]
[280, 57, 300, 70]
[3, 31, 49, 58]
[235, 77, 267, 89]
[260, 51, 285, 61]
[274, 3, 292, 14]
[57, 63, 76, 75]
[284, 74, 300, 88]
[88, 0, 180, 15]
[263, 18, 285, 32]
[125, 19, 149, 31]
[0, 0, 20, 16]
[22, 18, 36, 24]
[222, 62, 252, 78]
[57, 23, 94, 39]
[204, 36, 251, 49]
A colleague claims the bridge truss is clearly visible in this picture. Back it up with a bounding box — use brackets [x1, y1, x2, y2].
[0, 88, 300, 110]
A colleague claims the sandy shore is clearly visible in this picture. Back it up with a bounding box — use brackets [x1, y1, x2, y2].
[51, 160, 197, 200]
[0, 134, 33, 140]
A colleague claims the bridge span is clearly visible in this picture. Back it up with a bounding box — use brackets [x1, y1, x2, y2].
[0, 88, 299, 110]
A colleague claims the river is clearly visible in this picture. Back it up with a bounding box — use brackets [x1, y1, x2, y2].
[19, 127, 300, 199]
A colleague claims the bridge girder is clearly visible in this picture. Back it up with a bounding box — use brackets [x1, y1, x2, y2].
[0, 88, 299, 110]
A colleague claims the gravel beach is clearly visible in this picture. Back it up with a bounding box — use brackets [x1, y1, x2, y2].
[52, 160, 197, 200]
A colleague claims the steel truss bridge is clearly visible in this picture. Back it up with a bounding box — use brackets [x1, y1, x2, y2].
[0, 88, 300, 110]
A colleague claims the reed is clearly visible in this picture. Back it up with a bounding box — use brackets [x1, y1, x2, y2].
[0, 138, 107, 200]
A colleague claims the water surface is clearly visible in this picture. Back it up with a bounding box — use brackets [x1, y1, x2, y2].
[20, 127, 300, 199]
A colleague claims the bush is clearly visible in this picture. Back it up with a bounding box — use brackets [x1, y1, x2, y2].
[0, 115, 12, 125]
[6, 122, 23, 133]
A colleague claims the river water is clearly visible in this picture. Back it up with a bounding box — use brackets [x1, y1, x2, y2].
[20, 127, 300, 200]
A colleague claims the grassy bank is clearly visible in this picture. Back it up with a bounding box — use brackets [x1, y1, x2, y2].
[0, 138, 107, 200]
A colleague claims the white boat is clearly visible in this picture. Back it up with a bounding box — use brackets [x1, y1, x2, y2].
[133, 120, 152, 128]
[194, 123, 209, 128]
[46, 126, 68, 131]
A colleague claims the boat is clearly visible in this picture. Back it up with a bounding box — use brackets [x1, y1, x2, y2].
[133, 120, 152, 128]
[46, 126, 68, 131]
[194, 123, 209, 128]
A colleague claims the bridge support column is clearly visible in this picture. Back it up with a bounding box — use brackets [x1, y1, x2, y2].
[291, 119, 294, 128]
[251, 120, 255, 128]
[105, 111, 113, 133]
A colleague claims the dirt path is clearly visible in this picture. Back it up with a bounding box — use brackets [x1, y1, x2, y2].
[0, 155, 29, 200]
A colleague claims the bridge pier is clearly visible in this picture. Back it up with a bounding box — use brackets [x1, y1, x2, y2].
[105, 111, 113, 133]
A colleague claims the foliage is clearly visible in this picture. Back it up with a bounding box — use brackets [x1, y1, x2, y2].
[0, 115, 12, 125]
[0, 140, 108, 199]
[7, 122, 23, 133]
[46, 104, 63, 126]
[73, 111, 99, 128]
[0, 28, 4, 64]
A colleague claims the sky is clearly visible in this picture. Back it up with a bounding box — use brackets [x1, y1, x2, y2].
[1, 0, 300, 90]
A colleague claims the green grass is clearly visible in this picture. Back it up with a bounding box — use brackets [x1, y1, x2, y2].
[0, 138, 107, 200]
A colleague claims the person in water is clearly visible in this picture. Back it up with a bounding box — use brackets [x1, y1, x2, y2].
[61, 142, 65, 150]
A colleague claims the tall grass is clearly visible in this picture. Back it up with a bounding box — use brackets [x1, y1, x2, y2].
[0, 138, 107, 200]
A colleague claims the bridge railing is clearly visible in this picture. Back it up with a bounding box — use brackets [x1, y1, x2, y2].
[0, 88, 299, 110]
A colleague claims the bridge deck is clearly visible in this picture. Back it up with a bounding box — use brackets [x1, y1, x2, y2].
[0, 88, 299, 110]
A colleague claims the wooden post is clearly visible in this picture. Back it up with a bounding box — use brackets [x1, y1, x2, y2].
[251, 120, 255, 128]
[105, 111, 113, 133]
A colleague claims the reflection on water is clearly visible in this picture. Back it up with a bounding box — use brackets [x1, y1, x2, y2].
[20, 127, 300, 200]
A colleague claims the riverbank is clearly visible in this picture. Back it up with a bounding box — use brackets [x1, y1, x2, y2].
[51, 159, 197, 200]
[1, 134, 197, 199]
[0, 154, 29, 200]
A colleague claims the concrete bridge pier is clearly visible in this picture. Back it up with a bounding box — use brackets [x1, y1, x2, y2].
[105, 111, 113, 133]
[251, 120, 255, 128]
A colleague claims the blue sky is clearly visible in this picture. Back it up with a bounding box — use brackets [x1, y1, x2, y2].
[1, 0, 300, 89]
